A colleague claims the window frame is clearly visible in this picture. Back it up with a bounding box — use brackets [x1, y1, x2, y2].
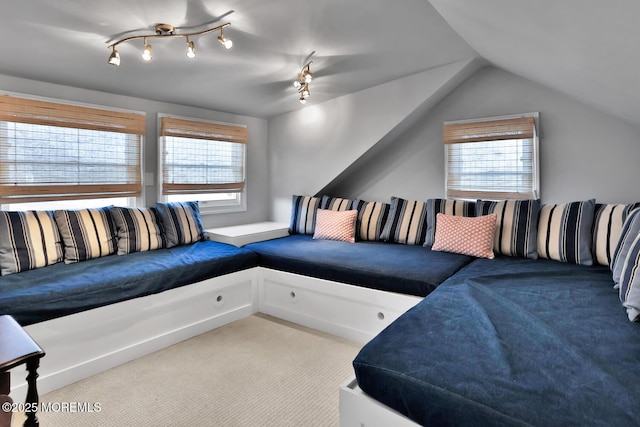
[157, 114, 248, 215]
[0, 91, 145, 207]
[443, 112, 540, 201]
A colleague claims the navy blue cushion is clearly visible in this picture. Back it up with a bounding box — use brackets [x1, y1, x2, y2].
[245, 234, 474, 296]
[0, 240, 257, 326]
[354, 257, 639, 426]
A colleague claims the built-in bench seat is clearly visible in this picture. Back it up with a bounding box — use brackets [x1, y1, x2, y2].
[350, 256, 640, 426]
[0, 240, 258, 326]
[246, 234, 474, 297]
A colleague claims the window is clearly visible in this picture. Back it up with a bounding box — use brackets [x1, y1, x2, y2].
[0, 94, 144, 206]
[443, 114, 539, 200]
[159, 115, 247, 213]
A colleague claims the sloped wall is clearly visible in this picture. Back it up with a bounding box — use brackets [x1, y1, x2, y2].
[267, 59, 482, 222]
[328, 66, 640, 205]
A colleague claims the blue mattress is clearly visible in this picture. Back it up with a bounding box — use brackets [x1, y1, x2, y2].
[245, 235, 474, 296]
[0, 240, 257, 326]
[353, 257, 640, 426]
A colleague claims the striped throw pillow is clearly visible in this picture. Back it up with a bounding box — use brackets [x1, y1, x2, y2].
[54, 207, 117, 263]
[312, 209, 358, 243]
[111, 207, 166, 255]
[156, 201, 206, 248]
[592, 203, 640, 266]
[381, 197, 428, 245]
[289, 195, 320, 235]
[320, 196, 359, 211]
[424, 199, 475, 247]
[615, 211, 640, 321]
[611, 208, 640, 288]
[476, 199, 540, 259]
[537, 200, 595, 265]
[356, 200, 390, 241]
[0, 210, 63, 275]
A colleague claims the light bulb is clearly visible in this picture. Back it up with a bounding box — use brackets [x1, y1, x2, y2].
[293, 80, 301, 88]
[218, 35, 233, 49]
[304, 72, 313, 83]
[142, 43, 152, 61]
[299, 97, 307, 104]
[186, 40, 196, 58]
[108, 48, 120, 66]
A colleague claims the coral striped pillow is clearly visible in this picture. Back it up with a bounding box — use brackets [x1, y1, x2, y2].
[432, 213, 497, 259]
[312, 209, 358, 243]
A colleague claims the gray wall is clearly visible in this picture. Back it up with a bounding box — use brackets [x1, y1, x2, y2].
[0, 74, 270, 228]
[268, 65, 640, 221]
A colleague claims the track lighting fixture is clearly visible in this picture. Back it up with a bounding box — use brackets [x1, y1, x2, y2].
[293, 61, 313, 104]
[107, 22, 231, 66]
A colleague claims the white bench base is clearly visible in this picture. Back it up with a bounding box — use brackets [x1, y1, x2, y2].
[10, 266, 422, 426]
[257, 267, 421, 344]
[339, 377, 421, 427]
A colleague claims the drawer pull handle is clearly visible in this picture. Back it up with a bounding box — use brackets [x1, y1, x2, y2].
[290, 291, 296, 299]
[377, 312, 385, 320]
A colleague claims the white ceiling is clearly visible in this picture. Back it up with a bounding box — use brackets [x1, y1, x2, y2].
[0, 0, 638, 125]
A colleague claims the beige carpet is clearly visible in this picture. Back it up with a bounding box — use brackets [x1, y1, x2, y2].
[12, 314, 361, 427]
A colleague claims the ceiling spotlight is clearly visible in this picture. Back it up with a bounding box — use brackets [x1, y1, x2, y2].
[106, 22, 232, 66]
[186, 38, 196, 58]
[217, 28, 233, 49]
[293, 61, 314, 104]
[108, 47, 120, 66]
[141, 38, 152, 61]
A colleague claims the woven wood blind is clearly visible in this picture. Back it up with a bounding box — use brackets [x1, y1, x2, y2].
[0, 95, 145, 135]
[160, 116, 248, 143]
[444, 115, 538, 200]
[0, 94, 144, 203]
[159, 116, 247, 195]
[443, 116, 535, 145]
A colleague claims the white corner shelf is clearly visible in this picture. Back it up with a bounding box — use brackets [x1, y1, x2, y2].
[206, 221, 290, 247]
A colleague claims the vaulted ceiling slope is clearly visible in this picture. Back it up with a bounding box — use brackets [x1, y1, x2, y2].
[0, 1, 637, 125]
[429, 0, 640, 128]
[0, 0, 475, 119]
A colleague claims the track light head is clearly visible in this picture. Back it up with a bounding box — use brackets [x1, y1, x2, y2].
[141, 38, 152, 61]
[186, 39, 196, 58]
[108, 47, 120, 66]
[218, 35, 233, 49]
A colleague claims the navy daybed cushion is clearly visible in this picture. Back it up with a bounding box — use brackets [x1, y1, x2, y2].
[0, 240, 257, 326]
[245, 234, 474, 296]
[353, 257, 640, 426]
